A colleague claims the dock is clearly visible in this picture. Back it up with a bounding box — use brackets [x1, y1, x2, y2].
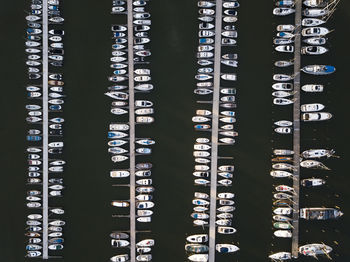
[291, 0, 302, 258]
[42, 0, 49, 259]
[208, 0, 223, 261]
[127, 0, 136, 261]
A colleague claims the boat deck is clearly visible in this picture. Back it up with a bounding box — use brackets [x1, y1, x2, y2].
[208, 0, 223, 261]
[292, 0, 302, 258]
[127, 0, 136, 261]
[42, 0, 49, 259]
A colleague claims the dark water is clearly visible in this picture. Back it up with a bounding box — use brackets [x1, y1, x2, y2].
[1, 0, 350, 261]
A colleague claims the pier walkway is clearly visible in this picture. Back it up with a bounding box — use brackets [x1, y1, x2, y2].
[208, 0, 223, 261]
[127, 0, 136, 261]
[42, 0, 49, 259]
[291, 0, 302, 258]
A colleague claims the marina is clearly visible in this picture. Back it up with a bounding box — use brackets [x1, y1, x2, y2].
[1, 0, 350, 261]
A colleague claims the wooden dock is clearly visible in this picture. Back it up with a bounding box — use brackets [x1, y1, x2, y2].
[291, 0, 302, 258]
[42, 0, 49, 259]
[208, 0, 223, 261]
[127, 0, 136, 261]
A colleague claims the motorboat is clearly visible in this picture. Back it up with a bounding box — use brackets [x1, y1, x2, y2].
[135, 170, 151, 177]
[194, 192, 209, 199]
[277, 24, 295, 31]
[196, 138, 210, 143]
[273, 38, 294, 45]
[302, 149, 335, 158]
[194, 165, 210, 171]
[275, 185, 294, 192]
[272, 83, 293, 91]
[108, 131, 128, 139]
[273, 207, 292, 215]
[185, 244, 209, 253]
[27, 251, 41, 257]
[302, 18, 326, 26]
[270, 170, 293, 178]
[194, 179, 210, 185]
[135, 108, 154, 115]
[105, 91, 128, 100]
[111, 239, 130, 247]
[299, 243, 332, 257]
[302, 112, 332, 121]
[273, 8, 295, 16]
[301, 46, 328, 55]
[136, 239, 155, 247]
[273, 74, 293, 81]
[136, 195, 153, 201]
[217, 226, 236, 234]
[188, 254, 208, 262]
[222, 30, 237, 38]
[193, 171, 209, 178]
[136, 116, 154, 123]
[108, 147, 128, 154]
[274, 192, 293, 200]
[303, 0, 328, 7]
[194, 124, 210, 130]
[300, 207, 343, 220]
[274, 60, 293, 67]
[300, 160, 329, 169]
[49, 17, 64, 23]
[273, 98, 294, 105]
[217, 206, 235, 212]
[136, 254, 152, 262]
[276, 32, 294, 38]
[275, 45, 294, 53]
[269, 252, 291, 260]
[186, 234, 208, 243]
[136, 139, 155, 145]
[50, 208, 64, 214]
[194, 144, 211, 150]
[217, 213, 233, 219]
[303, 8, 328, 17]
[275, 120, 292, 127]
[194, 88, 213, 95]
[109, 124, 129, 131]
[216, 244, 239, 253]
[302, 65, 335, 75]
[112, 155, 128, 162]
[224, 9, 237, 16]
[223, 16, 238, 23]
[219, 199, 234, 205]
[275, 127, 292, 134]
[302, 84, 323, 92]
[199, 8, 215, 16]
[191, 213, 209, 220]
[273, 215, 292, 222]
[301, 178, 325, 187]
[136, 186, 155, 193]
[221, 74, 236, 81]
[302, 27, 330, 37]
[110, 254, 129, 262]
[301, 103, 325, 112]
[111, 201, 129, 208]
[303, 36, 327, 45]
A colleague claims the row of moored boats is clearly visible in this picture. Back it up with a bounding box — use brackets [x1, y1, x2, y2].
[269, 0, 342, 260]
[107, 1, 155, 262]
[25, 0, 66, 258]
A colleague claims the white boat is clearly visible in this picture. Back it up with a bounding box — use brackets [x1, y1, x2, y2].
[110, 170, 130, 178]
[136, 195, 153, 201]
[194, 192, 209, 199]
[109, 147, 128, 154]
[273, 8, 295, 16]
[196, 109, 211, 116]
[273, 207, 292, 215]
[270, 170, 293, 178]
[272, 91, 293, 98]
[109, 124, 129, 131]
[272, 83, 293, 91]
[136, 139, 155, 145]
[220, 117, 235, 123]
[216, 244, 239, 253]
[135, 84, 153, 91]
[194, 144, 211, 151]
[195, 179, 210, 185]
[302, 149, 335, 158]
[198, 1, 215, 7]
[275, 127, 292, 134]
[269, 252, 291, 260]
[302, 18, 325, 27]
[198, 8, 215, 16]
[301, 27, 330, 37]
[135, 108, 154, 115]
[223, 16, 238, 23]
[111, 108, 128, 115]
[274, 38, 294, 45]
[274, 98, 294, 105]
[196, 138, 210, 143]
[300, 160, 329, 169]
[276, 32, 294, 38]
[136, 254, 152, 262]
[273, 74, 293, 81]
[303, 8, 328, 17]
[27, 251, 41, 257]
[217, 206, 235, 212]
[275, 45, 294, 53]
[111, 239, 130, 247]
[274, 120, 292, 127]
[302, 84, 323, 92]
[299, 243, 332, 257]
[195, 165, 210, 171]
[136, 239, 155, 247]
[186, 234, 208, 243]
[217, 226, 236, 234]
[276, 24, 295, 31]
[111, 201, 129, 207]
[111, 155, 128, 162]
[274, 60, 293, 67]
[301, 178, 325, 187]
[136, 116, 154, 123]
[303, 0, 328, 7]
[223, 1, 239, 8]
[192, 199, 210, 206]
[48, 142, 64, 148]
[194, 88, 213, 95]
[301, 46, 328, 55]
[302, 65, 336, 75]
[221, 74, 236, 81]
[188, 254, 208, 262]
[302, 112, 332, 121]
[111, 6, 125, 13]
[303, 37, 326, 45]
[301, 103, 325, 112]
[135, 170, 151, 177]
[137, 201, 154, 209]
[110, 254, 129, 262]
[221, 31, 237, 38]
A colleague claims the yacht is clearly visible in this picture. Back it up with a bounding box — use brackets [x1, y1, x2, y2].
[302, 18, 325, 26]
[217, 226, 236, 234]
[302, 112, 332, 121]
[301, 103, 325, 112]
[277, 24, 295, 31]
[110, 254, 129, 262]
[299, 243, 332, 257]
[301, 27, 330, 37]
[186, 234, 208, 243]
[275, 45, 294, 53]
[303, 8, 328, 17]
[274, 120, 292, 127]
[301, 46, 328, 55]
[272, 83, 293, 91]
[273, 8, 295, 16]
[301, 65, 335, 75]
[270, 170, 293, 178]
[303, 36, 326, 45]
[301, 149, 335, 158]
[136, 239, 155, 247]
[185, 244, 209, 253]
[269, 252, 291, 260]
[300, 208, 343, 220]
[301, 178, 325, 187]
[273, 98, 294, 105]
[301, 84, 323, 92]
[188, 254, 208, 262]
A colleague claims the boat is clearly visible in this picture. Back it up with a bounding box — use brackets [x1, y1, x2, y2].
[27, 251, 41, 257]
[303, 8, 328, 17]
[274, 193, 293, 201]
[302, 65, 335, 75]
[275, 185, 294, 192]
[194, 192, 209, 199]
[135, 84, 153, 91]
[188, 254, 208, 262]
[111, 155, 128, 162]
[109, 147, 128, 154]
[136, 139, 155, 145]
[274, 222, 292, 229]
[274, 149, 294, 155]
[302, 112, 332, 121]
[49, 238, 64, 244]
[136, 239, 155, 247]
[272, 83, 293, 91]
[274, 38, 294, 45]
[301, 103, 325, 112]
[276, 32, 294, 38]
[111, 239, 130, 247]
[110, 254, 129, 262]
[194, 144, 211, 150]
[199, 8, 215, 16]
[222, 31, 237, 38]
[217, 206, 235, 212]
[217, 226, 236, 234]
[216, 244, 239, 253]
[273, 215, 293, 221]
[275, 45, 294, 53]
[273, 7, 295, 16]
[270, 170, 293, 178]
[275, 127, 292, 134]
[48, 244, 63, 250]
[136, 186, 155, 193]
[301, 178, 325, 187]
[273, 98, 294, 105]
[221, 38, 236, 45]
[299, 243, 332, 257]
[301, 46, 328, 55]
[275, 120, 292, 127]
[195, 179, 210, 185]
[224, 9, 237, 16]
[277, 24, 295, 31]
[302, 18, 326, 26]
[191, 213, 209, 219]
[269, 252, 291, 260]
[194, 88, 213, 95]
[186, 234, 208, 243]
[303, 0, 328, 7]
[300, 207, 343, 220]
[135, 108, 154, 115]
[301, 27, 330, 37]
[274, 60, 293, 67]
[136, 254, 152, 262]
[136, 116, 154, 123]
[221, 74, 236, 81]
[302, 84, 323, 92]
[302, 149, 335, 158]
[108, 131, 128, 138]
[109, 124, 129, 131]
[273, 74, 293, 81]
[223, 16, 238, 23]
[303, 37, 326, 45]
[185, 244, 209, 253]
